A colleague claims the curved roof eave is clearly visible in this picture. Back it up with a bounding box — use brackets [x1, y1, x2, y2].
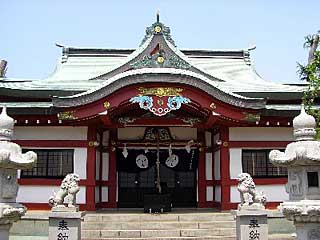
[52, 68, 266, 109]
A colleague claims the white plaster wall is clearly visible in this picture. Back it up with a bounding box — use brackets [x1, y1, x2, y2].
[214, 150, 220, 180]
[13, 126, 88, 140]
[102, 186, 108, 202]
[95, 186, 100, 203]
[205, 131, 212, 147]
[229, 127, 294, 141]
[169, 127, 197, 140]
[74, 148, 87, 180]
[229, 148, 242, 179]
[102, 130, 109, 146]
[230, 185, 289, 203]
[215, 186, 221, 202]
[17, 186, 86, 204]
[206, 186, 213, 201]
[118, 127, 145, 140]
[96, 151, 100, 181]
[205, 153, 213, 180]
[102, 152, 109, 181]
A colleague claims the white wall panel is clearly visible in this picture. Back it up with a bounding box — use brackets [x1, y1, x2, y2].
[205, 153, 213, 180]
[96, 151, 100, 181]
[13, 126, 88, 140]
[230, 185, 288, 203]
[205, 131, 212, 147]
[169, 127, 197, 140]
[229, 148, 242, 179]
[214, 150, 220, 180]
[229, 127, 294, 141]
[215, 186, 221, 202]
[95, 186, 100, 203]
[17, 186, 86, 204]
[206, 186, 214, 201]
[213, 133, 220, 145]
[102, 153, 109, 181]
[74, 148, 87, 180]
[102, 186, 108, 202]
[102, 130, 110, 146]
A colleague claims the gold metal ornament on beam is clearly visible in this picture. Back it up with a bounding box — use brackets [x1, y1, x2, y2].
[57, 111, 78, 120]
[242, 112, 261, 122]
[103, 101, 111, 109]
[138, 87, 183, 97]
[210, 102, 217, 109]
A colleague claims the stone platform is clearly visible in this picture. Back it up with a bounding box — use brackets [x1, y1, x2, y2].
[8, 209, 296, 240]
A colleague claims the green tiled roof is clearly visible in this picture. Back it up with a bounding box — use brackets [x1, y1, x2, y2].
[0, 20, 307, 110]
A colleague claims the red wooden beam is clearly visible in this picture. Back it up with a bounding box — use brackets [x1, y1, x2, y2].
[14, 140, 88, 148]
[229, 141, 291, 148]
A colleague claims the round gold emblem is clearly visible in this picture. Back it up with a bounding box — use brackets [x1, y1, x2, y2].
[103, 101, 111, 109]
[154, 26, 162, 33]
[157, 56, 165, 64]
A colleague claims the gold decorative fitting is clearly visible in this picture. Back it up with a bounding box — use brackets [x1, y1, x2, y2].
[103, 101, 111, 109]
[154, 25, 162, 33]
[243, 112, 261, 122]
[88, 141, 99, 147]
[210, 103, 217, 109]
[157, 56, 165, 64]
[57, 111, 77, 120]
[223, 142, 229, 147]
[138, 87, 183, 97]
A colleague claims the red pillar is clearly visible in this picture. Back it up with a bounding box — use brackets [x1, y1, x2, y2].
[220, 126, 231, 210]
[197, 129, 206, 207]
[108, 129, 117, 208]
[86, 126, 97, 211]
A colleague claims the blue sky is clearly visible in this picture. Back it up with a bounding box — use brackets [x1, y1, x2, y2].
[1, 0, 319, 83]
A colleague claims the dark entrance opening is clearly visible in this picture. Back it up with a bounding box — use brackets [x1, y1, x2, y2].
[117, 148, 198, 208]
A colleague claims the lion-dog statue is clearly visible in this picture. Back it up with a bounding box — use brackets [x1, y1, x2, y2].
[49, 173, 80, 208]
[237, 173, 267, 209]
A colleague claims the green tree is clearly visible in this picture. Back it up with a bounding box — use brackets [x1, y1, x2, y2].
[299, 33, 320, 130]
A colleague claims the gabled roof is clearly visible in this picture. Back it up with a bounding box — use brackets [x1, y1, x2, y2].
[0, 18, 306, 110]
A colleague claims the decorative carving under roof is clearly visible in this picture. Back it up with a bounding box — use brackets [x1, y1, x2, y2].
[138, 87, 183, 97]
[144, 127, 173, 141]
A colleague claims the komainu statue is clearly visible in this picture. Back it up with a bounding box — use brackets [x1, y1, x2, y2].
[237, 173, 267, 210]
[49, 173, 80, 209]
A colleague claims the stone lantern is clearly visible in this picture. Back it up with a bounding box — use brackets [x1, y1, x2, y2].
[0, 107, 37, 239]
[269, 105, 320, 240]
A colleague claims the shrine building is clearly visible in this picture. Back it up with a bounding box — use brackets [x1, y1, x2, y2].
[1, 17, 306, 211]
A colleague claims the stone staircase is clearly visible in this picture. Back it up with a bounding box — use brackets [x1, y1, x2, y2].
[82, 211, 236, 240]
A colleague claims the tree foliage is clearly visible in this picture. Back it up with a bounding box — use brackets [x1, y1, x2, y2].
[299, 33, 320, 125]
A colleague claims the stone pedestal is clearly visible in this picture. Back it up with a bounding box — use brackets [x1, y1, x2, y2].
[0, 224, 11, 240]
[49, 211, 84, 240]
[235, 210, 268, 240]
[295, 222, 320, 240]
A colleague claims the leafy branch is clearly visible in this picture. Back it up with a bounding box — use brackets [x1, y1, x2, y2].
[299, 32, 320, 136]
